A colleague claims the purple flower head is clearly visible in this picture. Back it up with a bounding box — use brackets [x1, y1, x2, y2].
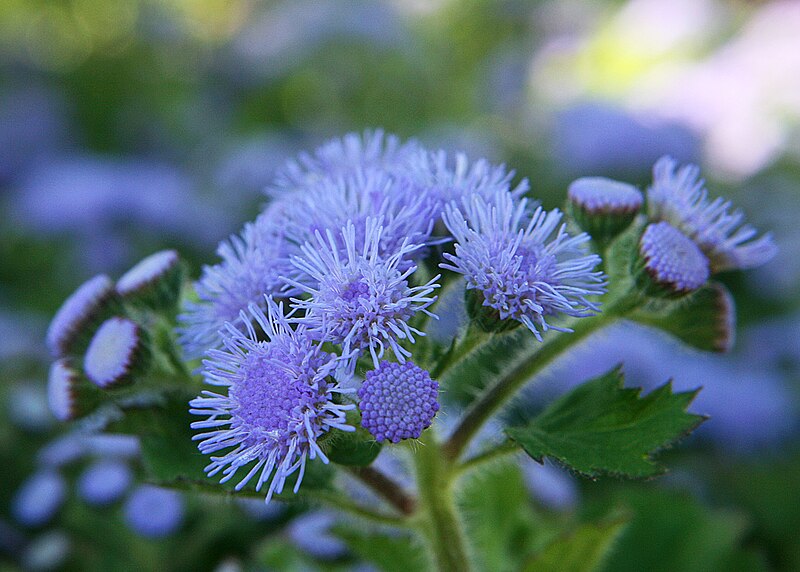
[647, 156, 777, 272]
[84, 317, 148, 389]
[568, 177, 643, 214]
[178, 217, 293, 359]
[273, 169, 439, 261]
[124, 486, 184, 538]
[358, 361, 439, 443]
[77, 460, 132, 506]
[46, 275, 117, 357]
[268, 130, 422, 196]
[190, 299, 354, 503]
[442, 193, 606, 339]
[406, 149, 529, 206]
[116, 250, 178, 295]
[639, 222, 710, 295]
[285, 218, 440, 368]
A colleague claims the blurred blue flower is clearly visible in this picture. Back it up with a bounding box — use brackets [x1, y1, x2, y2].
[12, 471, 67, 527]
[77, 460, 133, 507]
[124, 486, 184, 538]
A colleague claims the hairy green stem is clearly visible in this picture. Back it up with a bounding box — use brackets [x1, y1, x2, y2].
[443, 291, 642, 461]
[456, 440, 520, 475]
[431, 324, 488, 379]
[347, 466, 416, 515]
[302, 489, 408, 526]
[414, 431, 472, 571]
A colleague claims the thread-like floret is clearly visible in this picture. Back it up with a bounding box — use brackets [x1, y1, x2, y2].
[84, 317, 147, 388]
[358, 361, 439, 443]
[640, 222, 710, 294]
[647, 156, 777, 272]
[568, 177, 643, 214]
[46, 275, 116, 357]
[442, 193, 605, 338]
[286, 218, 439, 368]
[189, 299, 355, 503]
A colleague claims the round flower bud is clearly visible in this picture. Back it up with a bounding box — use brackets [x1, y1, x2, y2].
[358, 361, 439, 443]
[637, 222, 710, 297]
[116, 250, 184, 310]
[47, 359, 83, 422]
[77, 460, 133, 506]
[46, 275, 120, 357]
[84, 317, 150, 389]
[124, 486, 184, 538]
[567, 177, 643, 244]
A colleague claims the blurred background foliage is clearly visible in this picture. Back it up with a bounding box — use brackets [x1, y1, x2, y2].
[1, 0, 798, 570]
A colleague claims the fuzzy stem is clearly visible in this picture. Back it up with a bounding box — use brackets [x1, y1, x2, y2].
[303, 489, 409, 526]
[431, 324, 488, 379]
[456, 441, 520, 475]
[347, 466, 417, 515]
[414, 430, 472, 572]
[443, 290, 642, 461]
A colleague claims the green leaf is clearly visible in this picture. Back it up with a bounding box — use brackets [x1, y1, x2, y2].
[505, 367, 705, 478]
[589, 487, 760, 572]
[523, 517, 629, 572]
[631, 282, 736, 353]
[333, 527, 431, 572]
[459, 461, 561, 572]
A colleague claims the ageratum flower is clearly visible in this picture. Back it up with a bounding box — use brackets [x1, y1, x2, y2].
[442, 193, 605, 338]
[285, 218, 440, 368]
[77, 460, 132, 506]
[190, 300, 354, 502]
[268, 130, 422, 196]
[647, 156, 777, 272]
[124, 486, 184, 538]
[406, 149, 530, 206]
[358, 361, 439, 443]
[178, 217, 293, 359]
[272, 169, 439, 260]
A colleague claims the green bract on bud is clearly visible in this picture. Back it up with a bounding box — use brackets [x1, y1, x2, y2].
[116, 250, 184, 311]
[635, 222, 710, 298]
[47, 359, 99, 421]
[567, 177, 643, 244]
[46, 275, 122, 358]
[466, 288, 523, 333]
[84, 317, 151, 389]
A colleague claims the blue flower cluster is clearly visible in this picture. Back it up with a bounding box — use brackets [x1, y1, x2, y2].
[180, 132, 774, 503]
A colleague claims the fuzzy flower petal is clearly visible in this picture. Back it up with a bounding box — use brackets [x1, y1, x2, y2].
[178, 217, 294, 358]
[442, 193, 605, 339]
[189, 299, 354, 503]
[285, 218, 440, 369]
[647, 156, 777, 272]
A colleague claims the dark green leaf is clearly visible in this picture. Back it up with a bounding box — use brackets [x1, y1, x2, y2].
[505, 367, 705, 478]
[523, 517, 628, 572]
[631, 282, 736, 352]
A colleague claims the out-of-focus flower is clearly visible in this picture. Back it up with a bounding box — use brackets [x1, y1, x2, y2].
[647, 157, 777, 271]
[124, 486, 184, 538]
[84, 317, 150, 389]
[12, 472, 67, 527]
[77, 460, 133, 506]
[190, 300, 354, 502]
